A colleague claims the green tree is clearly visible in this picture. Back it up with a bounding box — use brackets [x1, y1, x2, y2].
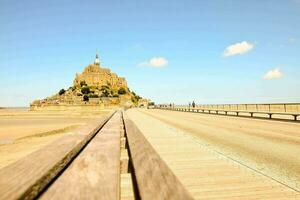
[59, 89, 66, 95]
[118, 87, 127, 95]
[81, 86, 90, 94]
[149, 102, 155, 106]
[100, 90, 109, 97]
[101, 85, 110, 90]
[80, 81, 87, 87]
[83, 95, 89, 102]
[89, 94, 99, 98]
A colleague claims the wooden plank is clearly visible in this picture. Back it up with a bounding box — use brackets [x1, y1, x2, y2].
[120, 173, 135, 200]
[127, 109, 300, 199]
[123, 112, 194, 200]
[0, 111, 115, 200]
[40, 111, 122, 199]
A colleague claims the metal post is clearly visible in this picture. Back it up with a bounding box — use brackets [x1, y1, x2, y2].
[284, 104, 287, 112]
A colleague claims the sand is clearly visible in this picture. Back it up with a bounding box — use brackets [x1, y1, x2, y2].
[132, 108, 300, 192]
[0, 108, 109, 169]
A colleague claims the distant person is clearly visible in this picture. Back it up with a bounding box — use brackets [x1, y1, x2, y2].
[192, 101, 196, 108]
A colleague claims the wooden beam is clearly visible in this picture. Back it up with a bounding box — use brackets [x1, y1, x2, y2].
[0, 111, 115, 200]
[123, 112, 194, 200]
[40, 112, 122, 200]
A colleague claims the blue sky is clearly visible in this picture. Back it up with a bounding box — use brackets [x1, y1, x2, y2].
[1, 0, 300, 106]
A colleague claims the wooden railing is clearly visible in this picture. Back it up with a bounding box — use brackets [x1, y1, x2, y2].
[0, 110, 192, 200]
[156, 106, 300, 121]
[173, 103, 300, 113]
[123, 113, 193, 200]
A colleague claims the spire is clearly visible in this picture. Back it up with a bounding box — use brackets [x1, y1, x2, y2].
[94, 50, 100, 66]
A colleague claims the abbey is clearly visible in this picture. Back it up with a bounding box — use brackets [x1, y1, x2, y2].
[30, 53, 149, 110]
[73, 54, 128, 90]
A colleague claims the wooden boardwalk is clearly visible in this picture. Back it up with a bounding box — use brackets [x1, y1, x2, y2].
[127, 109, 300, 199]
[0, 109, 299, 199]
[0, 110, 192, 200]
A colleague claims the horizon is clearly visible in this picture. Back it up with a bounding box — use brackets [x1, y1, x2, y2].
[1, 0, 300, 107]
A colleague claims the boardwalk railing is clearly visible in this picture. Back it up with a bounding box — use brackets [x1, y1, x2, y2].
[174, 103, 300, 113]
[0, 110, 192, 200]
[123, 113, 193, 200]
[156, 106, 300, 121]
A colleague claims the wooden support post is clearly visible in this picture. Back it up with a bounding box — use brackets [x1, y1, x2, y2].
[120, 149, 129, 174]
[268, 114, 272, 119]
[293, 115, 298, 121]
[120, 137, 126, 149]
[284, 104, 287, 112]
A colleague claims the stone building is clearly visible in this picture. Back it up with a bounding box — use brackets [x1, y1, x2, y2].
[30, 53, 149, 110]
[73, 53, 127, 89]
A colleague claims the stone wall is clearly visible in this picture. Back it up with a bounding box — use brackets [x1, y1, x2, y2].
[73, 64, 127, 89]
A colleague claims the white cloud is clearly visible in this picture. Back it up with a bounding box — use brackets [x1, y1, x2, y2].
[263, 68, 284, 80]
[138, 57, 168, 68]
[288, 37, 297, 44]
[293, 0, 300, 4]
[223, 41, 254, 57]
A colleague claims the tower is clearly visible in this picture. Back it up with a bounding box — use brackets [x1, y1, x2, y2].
[94, 52, 100, 66]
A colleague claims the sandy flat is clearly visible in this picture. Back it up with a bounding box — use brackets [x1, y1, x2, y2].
[127, 108, 300, 197]
[0, 108, 109, 169]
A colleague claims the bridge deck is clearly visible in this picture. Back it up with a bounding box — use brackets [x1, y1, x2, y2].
[126, 109, 300, 199]
[0, 110, 192, 200]
[1, 109, 299, 199]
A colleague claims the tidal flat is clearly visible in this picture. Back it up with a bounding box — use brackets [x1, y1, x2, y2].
[0, 108, 109, 169]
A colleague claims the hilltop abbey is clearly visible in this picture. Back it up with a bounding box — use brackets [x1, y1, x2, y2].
[73, 54, 127, 90]
[30, 53, 148, 110]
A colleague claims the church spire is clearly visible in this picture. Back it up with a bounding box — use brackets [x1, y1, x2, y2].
[94, 50, 100, 66]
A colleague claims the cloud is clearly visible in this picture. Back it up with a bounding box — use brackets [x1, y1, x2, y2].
[288, 37, 297, 44]
[263, 68, 284, 80]
[293, 0, 300, 4]
[223, 41, 254, 57]
[138, 57, 168, 68]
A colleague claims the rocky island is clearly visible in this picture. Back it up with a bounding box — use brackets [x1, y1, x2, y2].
[30, 53, 149, 110]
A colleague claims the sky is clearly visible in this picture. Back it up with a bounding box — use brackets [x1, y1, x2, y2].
[0, 0, 300, 107]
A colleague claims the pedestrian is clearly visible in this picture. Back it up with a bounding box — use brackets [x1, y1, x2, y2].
[192, 101, 195, 108]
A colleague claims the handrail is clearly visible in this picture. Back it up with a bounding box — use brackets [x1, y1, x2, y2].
[157, 107, 299, 121]
[157, 103, 300, 113]
[0, 111, 116, 200]
[123, 112, 194, 200]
